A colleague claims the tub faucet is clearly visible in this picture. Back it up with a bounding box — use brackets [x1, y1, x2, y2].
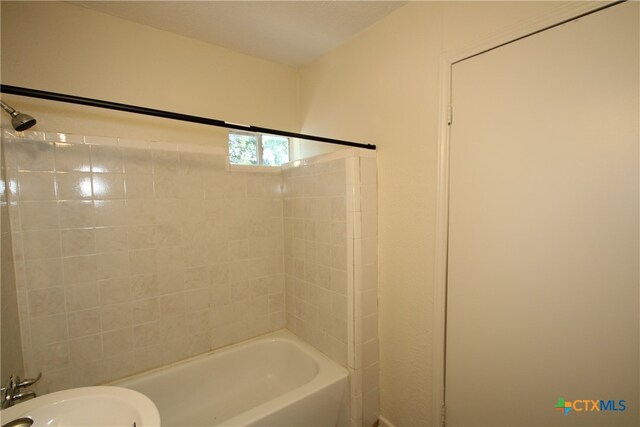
[1, 373, 41, 409]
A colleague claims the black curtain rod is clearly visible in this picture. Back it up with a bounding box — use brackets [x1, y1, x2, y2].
[0, 84, 375, 150]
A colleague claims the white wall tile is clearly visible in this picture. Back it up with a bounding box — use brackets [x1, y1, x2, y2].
[61, 228, 96, 256]
[24, 258, 64, 289]
[14, 140, 55, 171]
[22, 229, 61, 259]
[90, 145, 123, 174]
[348, 184, 360, 213]
[18, 171, 56, 201]
[68, 334, 102, 364]
[46, 132, 84, 145]
[102, 327, 134, 355]
[359, 157, 377, 186]
[56, 172, 93, 200]
[93, 200, 127, 227]
[63, 255, 97, 284]
[58, 201, 94, 229]
[362, 314, 378, 343]
[30, 314, 68, 347]
[362, 288, 378, 318]
[27, 287, 65, 319]
[20, 201, 60, 230]
[98, 277, 131, 305]
[54, 143, 91, 172]
[92, 174, 125, 200]
[101, 302, 133, 332]
[123, 149, 153, 174]
[362, 238, 377, 266]
[360, 185, 377, 213]
[67, 309, 101, 338]
[65, 283, 100, 312]
[362, 338, 379, 369]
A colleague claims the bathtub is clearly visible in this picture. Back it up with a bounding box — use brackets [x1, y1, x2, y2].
[114, 330, 349, 427]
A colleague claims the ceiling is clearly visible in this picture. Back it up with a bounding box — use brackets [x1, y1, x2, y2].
[71, 1, 406, 66]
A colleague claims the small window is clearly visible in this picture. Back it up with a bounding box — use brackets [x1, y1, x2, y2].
[228, 131, 289, 167]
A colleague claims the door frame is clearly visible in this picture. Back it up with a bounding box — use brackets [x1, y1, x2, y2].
[431, 2, 624, 425]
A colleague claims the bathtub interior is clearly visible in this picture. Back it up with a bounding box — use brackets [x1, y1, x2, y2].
[115, 331, 347, 427]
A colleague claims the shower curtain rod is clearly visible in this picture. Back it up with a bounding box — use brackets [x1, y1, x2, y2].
[0, 84, 376, 150]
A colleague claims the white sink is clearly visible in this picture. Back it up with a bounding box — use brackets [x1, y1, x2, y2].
[0, 386, 160, 427]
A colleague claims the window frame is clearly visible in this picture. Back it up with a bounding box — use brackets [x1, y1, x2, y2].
[226, 130, 290, 171]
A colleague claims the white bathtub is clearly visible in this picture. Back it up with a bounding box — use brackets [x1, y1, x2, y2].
[114, 330, 349, 427]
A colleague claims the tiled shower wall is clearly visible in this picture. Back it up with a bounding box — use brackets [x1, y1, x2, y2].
[351, 155, 379, 427]
[282, 152, 379, 427]
[282, 158, 350, 366]
[2, 130, 285, 394]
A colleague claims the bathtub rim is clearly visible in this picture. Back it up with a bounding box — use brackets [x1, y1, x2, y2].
[109, 329, 348, 387]
[111, 329, 349, 426]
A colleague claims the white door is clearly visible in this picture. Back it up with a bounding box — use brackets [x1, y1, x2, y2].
[445, 2, 639, 426]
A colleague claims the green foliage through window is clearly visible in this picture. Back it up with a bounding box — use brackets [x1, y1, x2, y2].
[261, 135, 289, 166]
[228, 132, 289, 167]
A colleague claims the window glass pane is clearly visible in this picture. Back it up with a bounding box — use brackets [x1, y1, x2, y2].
[228, 133, 258, 165]
[261, 135, 289, 166]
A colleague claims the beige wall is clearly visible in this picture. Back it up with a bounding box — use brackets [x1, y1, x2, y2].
[1, 1, 299, 147]
[299, 2, 570, 425]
